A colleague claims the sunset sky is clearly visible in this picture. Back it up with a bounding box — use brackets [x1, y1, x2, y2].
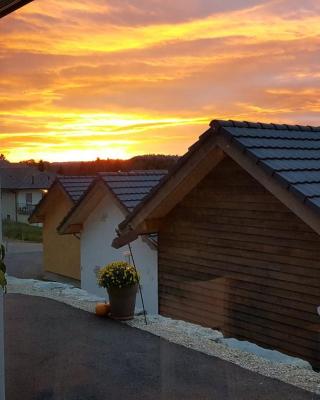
[1, 0, 320, 162]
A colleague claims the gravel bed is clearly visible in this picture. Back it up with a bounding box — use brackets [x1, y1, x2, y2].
[7, 276, 104, 313]
[7, 276, 320, 394]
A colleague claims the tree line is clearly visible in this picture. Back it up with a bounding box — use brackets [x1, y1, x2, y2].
[17, 154, 179, 175]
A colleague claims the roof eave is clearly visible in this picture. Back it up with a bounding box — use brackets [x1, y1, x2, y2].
[114, 132, 225, 247]
[57, 178, 106, 235]
[112, 229, 139, 249]
[0, 0, 34, 18]
[28, 180, 65, 224]
[114, 119, 320, 247]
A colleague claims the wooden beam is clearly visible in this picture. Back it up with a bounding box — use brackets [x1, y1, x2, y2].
[58, 181, 106, 234]
[140, 218, 162, 233]
[0, 0, 34, 18]
[59, 223, 83, 235]
[112, 230, 138, 249]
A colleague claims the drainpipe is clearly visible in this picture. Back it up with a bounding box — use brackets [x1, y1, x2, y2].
[0, 177, 5, 400]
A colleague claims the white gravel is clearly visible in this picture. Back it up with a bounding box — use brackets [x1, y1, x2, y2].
[7, 275, 320, 394]
[7, 276, 105, 313]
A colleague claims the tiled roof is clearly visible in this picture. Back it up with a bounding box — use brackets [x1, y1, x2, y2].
[57, 176, 95, 202]
[99, 170, 167, 211]
[0, 0, 33, 18]
[0, 167, 56, 189]
[117, 119, 320, 235]
[211, 119, 320, 212]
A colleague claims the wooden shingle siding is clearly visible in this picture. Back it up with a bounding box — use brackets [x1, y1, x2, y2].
[158, 157, 320, 367]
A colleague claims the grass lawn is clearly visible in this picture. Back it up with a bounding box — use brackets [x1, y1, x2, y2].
[3, 220, 42, 242]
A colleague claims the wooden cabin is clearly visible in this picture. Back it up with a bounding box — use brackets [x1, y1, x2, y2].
[29, 176, 93, 280]
[114, 119, 320, 367]
[58, 171, 166, 314]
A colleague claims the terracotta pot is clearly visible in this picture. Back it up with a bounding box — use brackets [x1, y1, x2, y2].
[95, 302, 111, 317]
[107, 284, 138, 320]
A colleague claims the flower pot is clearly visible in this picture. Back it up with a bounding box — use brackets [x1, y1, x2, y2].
[107, 284, 138, 320]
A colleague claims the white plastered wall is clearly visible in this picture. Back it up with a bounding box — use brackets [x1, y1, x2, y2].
[1, 189, 44, 224]
[80, 191, 158, 314]
[16, 189, 44, 224]
[1, 191, 15, 221]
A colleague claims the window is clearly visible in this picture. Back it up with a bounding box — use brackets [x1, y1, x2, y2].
[25, 192, 32, 204]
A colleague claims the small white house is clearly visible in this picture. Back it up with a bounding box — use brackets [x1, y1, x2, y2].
[58, 171, 166, 314]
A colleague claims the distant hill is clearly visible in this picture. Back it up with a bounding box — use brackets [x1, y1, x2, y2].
[25, 154, 179, 175]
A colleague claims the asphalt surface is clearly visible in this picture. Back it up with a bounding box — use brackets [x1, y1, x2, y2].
[4, 240, 43, 279]
[5, 294, 320, 400]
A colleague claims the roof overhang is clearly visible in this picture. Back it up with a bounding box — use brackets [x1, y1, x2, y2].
[58, 179, 108, 235]
[113, 132, 225, 248]
[113, 122, 320, 248]
[58, 174, 158, 250]
[29, 181, 72, 223]
[0, 0, 34, 18]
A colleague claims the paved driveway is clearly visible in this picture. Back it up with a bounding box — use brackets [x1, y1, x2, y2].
[5, 294, 319, 400]
[4, 240, 43, 279]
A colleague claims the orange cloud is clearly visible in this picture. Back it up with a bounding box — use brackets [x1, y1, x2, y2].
[0, 0, 320, 161]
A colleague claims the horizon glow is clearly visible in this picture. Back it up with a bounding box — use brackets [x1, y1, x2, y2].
[1, 0, 319, 161]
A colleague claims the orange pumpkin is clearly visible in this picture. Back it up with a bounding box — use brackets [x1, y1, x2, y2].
[95, 302, 111, 317]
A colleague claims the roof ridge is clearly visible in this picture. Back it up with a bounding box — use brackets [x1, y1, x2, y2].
[58, 175, 94, 179]
[210, 119, 320, 132]
[98, 170, 167, 176]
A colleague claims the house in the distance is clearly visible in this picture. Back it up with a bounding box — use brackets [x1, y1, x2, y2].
[29, 176, 94, 281]
[0, 166, 55, 224]
[58, 171, 166, 314]
[114, 119, 320, 368]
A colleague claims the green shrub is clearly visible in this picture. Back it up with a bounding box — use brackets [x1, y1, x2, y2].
[2, 220, 42, 242]
[97, 261, 139, 289]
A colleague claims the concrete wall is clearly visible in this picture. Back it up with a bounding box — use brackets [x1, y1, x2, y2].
[43, 190, 81, 280]
[16, 189, 43, 206]
[1, 189, 44, 224]
[80, 192, 158, 314]
[16, 189, 44, 224]
[1, 190, 15, 221]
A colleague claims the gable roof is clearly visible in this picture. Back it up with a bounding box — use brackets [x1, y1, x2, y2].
[58, 170, 167, 235]
[58, 176, 95, 202]
[0, 0, 34, 18]
[212, 120, 320, 209]
[98, 171, 167, 212]
[113, 119, 320, 248]
[29, 175, 94, 223]
[0, 167, 56, 190]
